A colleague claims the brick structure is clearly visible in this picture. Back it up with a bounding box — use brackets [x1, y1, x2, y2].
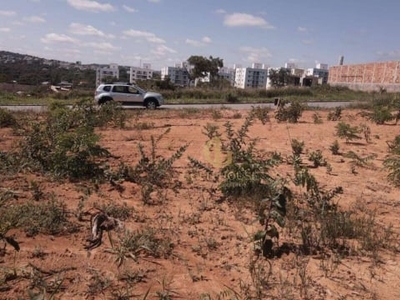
[328, 61, 400, 92]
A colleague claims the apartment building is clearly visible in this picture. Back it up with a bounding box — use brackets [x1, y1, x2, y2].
[95, 63, 119, 86]
[234, 63, 269, 89]
[305, 63, 329, 84]
[130, 63, 153, 82]
[218, 67, 236, 86]
[161, 62, 191, 87]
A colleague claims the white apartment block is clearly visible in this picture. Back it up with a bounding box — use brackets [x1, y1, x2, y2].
[218, 67, 236, 86]
[130, 63, 153, 82]
[235, 66, 268, 89]
[305, 63, 329, 84]
[161, 63, 191, 87]
[96, 63, 119, 86]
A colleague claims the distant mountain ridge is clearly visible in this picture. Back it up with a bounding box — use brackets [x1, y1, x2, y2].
[0, 50, 99, 86]
[0, 50, 101, 68]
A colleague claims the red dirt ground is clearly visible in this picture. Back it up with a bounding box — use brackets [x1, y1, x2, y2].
[0, 107, 400, 299]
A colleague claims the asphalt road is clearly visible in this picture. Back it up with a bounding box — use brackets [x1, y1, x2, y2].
[1, 101, 355, 112]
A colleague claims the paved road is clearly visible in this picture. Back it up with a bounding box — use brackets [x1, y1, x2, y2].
[1, 101, 355, 112]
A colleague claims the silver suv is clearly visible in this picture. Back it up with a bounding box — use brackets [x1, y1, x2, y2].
[94, 82, 164, 109]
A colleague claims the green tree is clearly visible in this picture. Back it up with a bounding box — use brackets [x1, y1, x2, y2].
[268, 68, 297, 88]
[187, 55, 223, 86]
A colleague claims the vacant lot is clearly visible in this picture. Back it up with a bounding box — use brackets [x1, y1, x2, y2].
[0, 105, 399, 299]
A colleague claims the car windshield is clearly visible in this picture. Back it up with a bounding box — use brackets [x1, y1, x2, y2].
[134, 85, 147, 93]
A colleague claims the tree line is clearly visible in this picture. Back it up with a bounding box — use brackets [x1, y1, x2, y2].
[0, 51, 297, 89]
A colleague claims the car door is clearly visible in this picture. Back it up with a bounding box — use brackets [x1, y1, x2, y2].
[111, 85, 129, 103]
[126, 86, 144, 104]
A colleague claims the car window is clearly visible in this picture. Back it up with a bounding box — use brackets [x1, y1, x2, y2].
[112, 85, 128, 93]
[128, 86, 139, 94]
[103, 85, 111, 92]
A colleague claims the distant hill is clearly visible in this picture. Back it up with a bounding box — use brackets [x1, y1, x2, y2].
[0, 50, 100, 87]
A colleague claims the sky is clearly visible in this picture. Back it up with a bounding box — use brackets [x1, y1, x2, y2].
[1, 0, 400, 71]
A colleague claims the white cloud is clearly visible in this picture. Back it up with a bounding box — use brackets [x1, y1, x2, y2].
[224, 13, 274, 29]
[41, 33, 78, 44]
[185, 39, 203, 47]
[0, 10, 16, 17]
[215, 9, 226, 14]
[122, 5, 137, 13]
[185, 36, 212, 47]
[377, 50, 400, 58]
[69, 23, 106, 37]
[151, 45, 176, 57]
[23, 16, 46, 23]
[202, 36, 212, 43]
[148, 0, 160, 3]
[67, 0, 115, 12]
[297, 26, 307, 32]
[302, 39, 314, 45]
[123, 29, 165, 43]
[85, 42, 119, 51]
[0, 28, 11, 32]
[240, 46, 272, 62]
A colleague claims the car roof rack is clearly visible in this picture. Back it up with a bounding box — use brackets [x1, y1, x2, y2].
[112, 82, 132, 85]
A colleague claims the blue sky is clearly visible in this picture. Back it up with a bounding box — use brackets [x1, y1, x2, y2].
[0, 0, 399, 70]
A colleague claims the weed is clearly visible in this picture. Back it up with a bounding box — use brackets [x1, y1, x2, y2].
[344, 151, 377, 169]
[313, 112, 323, 124]
[364, 106, 394, 125]
[252, 105, 270, 124]
[308, 150, 327, 167]
[0, 108, 18, 128]
[225, 93, 240, 103]
[1, 198, 78, 237]
[218, 113, 282, 199]
[204, 237, 219, 250]
[202, 123, 221, 139]
[19, 103, 112, 181]
[383, 155, 400, 186]
[386, 135, 400, 155]
[29, 180, 44, 201]
[335, 122, 362, 143]
[232, 112, 242, 119]
[133, 122, 155, 130]
[254, 184, 293, 257]
[155, 276, 179, 300]
[119, 128, 187, 203]
[30, 246, 47, 259]
[114, 227, 174, 261]
[291, 139, 305, 155]
[327, 107, 342, 121]
[86, 268, 112, 297]
[212, 109, 223, 120]
[329, 140, 340, 155]
[274, 100, 304, 123]
[94, 202, 134, 221]
[360, 123, 372, 143]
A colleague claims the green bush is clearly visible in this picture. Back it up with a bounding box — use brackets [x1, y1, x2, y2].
[308, 150, 327, 167]
[225, 92, 240, 103]
[0, 108, 18, 128]
[365, 106, 394, 124]
[384, 135, 400, 186]
[327, 107, 342, 121]
[329, 140, 340, 155]
[18, 100, 120, 180]
[291, 139, 305, 155]
[335, 122, 362, 143]
[274, 100, 304, 123]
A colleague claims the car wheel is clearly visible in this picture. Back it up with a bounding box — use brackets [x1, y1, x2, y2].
[145, 99, 157, 110]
